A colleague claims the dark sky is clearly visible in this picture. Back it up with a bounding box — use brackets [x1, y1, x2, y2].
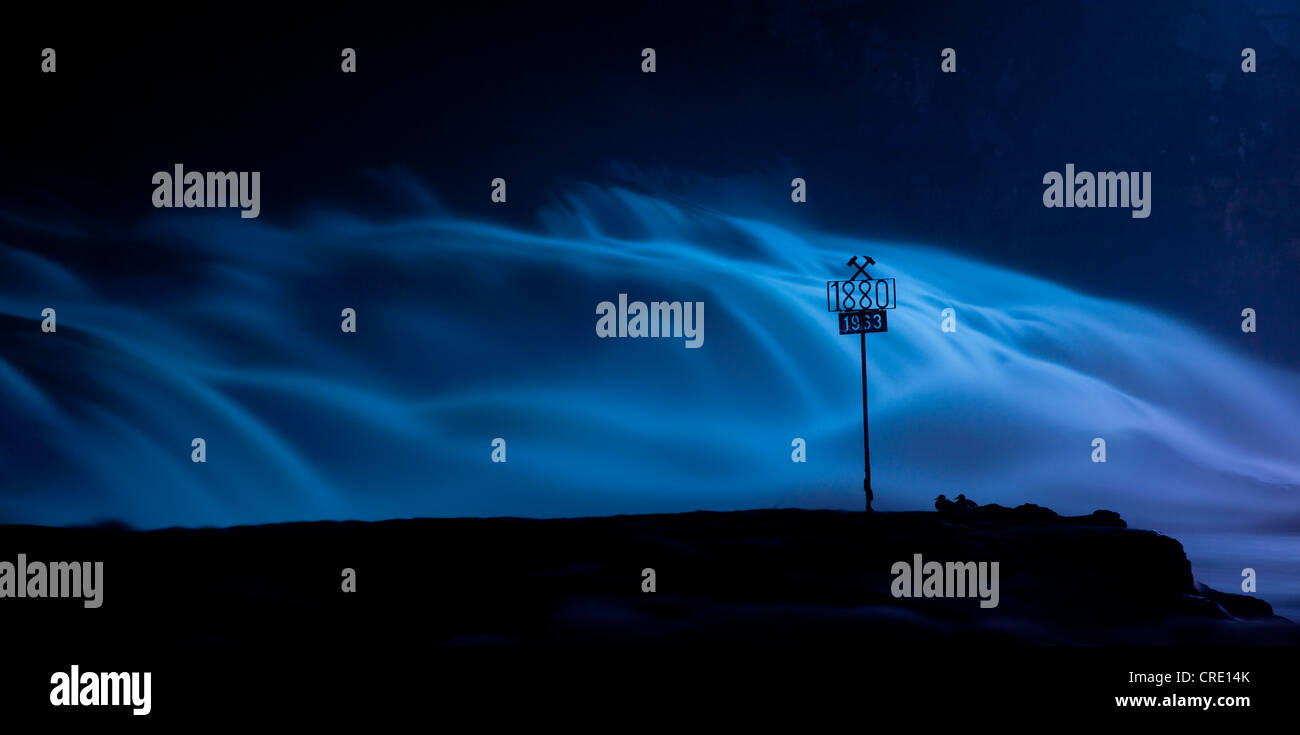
[3, 0, 1298, 364]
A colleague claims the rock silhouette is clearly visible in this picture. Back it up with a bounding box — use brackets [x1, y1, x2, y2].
[0, 504, 1291, 651]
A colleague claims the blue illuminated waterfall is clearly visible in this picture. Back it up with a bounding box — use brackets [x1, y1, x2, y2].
[2, 183, 1297, 616]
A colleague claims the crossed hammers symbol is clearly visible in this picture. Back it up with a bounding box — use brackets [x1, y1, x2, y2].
[846, 255, 876, 281]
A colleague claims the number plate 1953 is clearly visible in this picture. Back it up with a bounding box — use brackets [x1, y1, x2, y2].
[838, 309, 888, 334]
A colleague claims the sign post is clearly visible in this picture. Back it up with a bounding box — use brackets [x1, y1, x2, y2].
[827, 256, 895, 511]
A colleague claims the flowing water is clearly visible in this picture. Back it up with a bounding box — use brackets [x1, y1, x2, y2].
[2, 183, 1297, 618]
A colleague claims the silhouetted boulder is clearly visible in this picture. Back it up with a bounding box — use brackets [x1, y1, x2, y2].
[1197, 582, 1275, 619]
[1082, 509, 1125, 528]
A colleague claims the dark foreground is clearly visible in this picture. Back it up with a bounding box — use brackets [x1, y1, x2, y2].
[1, 507, 1295, 720]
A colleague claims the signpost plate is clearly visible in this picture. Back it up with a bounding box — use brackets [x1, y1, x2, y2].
[838, 309, 888, 335]
[826, 277, 896, 312]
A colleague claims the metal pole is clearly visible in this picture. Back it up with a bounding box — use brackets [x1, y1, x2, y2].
[861, 331, 872, 511]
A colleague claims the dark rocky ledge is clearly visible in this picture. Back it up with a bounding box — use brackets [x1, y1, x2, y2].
[1, 506, 1296, 653]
